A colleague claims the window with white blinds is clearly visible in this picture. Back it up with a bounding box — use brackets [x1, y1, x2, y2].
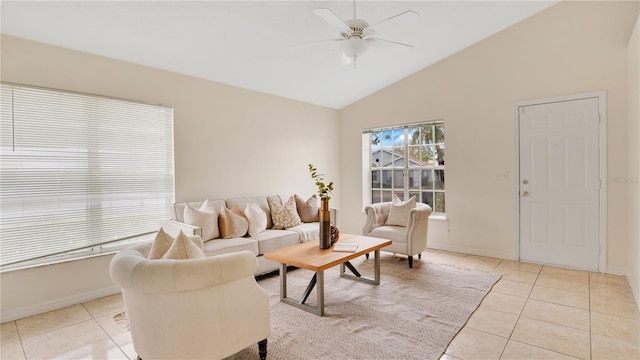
[0, 83, 174, 269]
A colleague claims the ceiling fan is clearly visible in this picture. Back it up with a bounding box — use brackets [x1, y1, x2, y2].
[293, 1, 419, 69]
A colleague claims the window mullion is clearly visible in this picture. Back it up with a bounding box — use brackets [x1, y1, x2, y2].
[403, 127, 409, 199]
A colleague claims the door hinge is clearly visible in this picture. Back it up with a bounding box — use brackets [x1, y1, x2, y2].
[598, 113, 602, 124]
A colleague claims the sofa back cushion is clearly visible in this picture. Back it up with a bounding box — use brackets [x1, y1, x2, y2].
[173, 199, 226, 223]
[226, 196, 274, 229]
[219, 205, 249, 239]
[295, 194, 319, 223]
[269, 195, 302, 229]
[183, 200, 219, 240]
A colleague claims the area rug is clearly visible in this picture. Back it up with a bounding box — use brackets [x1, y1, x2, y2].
[227, 254, 501, 360]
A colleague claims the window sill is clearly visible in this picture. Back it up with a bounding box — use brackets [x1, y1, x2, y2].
[429, 213, 448, 221]
[1, 238, 149, 273]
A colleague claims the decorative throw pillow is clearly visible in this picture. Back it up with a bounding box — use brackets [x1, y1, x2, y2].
[162, 231, 205, 260]
[386, 195, 417, 227]
[295, 194, 319, 223]
[183, 199, 219, 240]
[245, 203, 267, 237]
[271, 196, 302, 229]
[148, 228, 174, 259]
[219, 205, 249, 239]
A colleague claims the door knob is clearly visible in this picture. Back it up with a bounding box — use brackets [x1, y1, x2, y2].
[522, 191, 529, 197]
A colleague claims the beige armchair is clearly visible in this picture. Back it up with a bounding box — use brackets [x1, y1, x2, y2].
[362, 202, 432, 268]
[109, 243, 270, 360]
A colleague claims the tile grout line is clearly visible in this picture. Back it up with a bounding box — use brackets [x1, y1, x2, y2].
[81, 303, 132, 360]
[442, 256, 506, 359]
[498, 262, 542, 359]
[512, 264, 589, 360]
[588, 274, 593, 360]
[14, 321, 28, 360]
[492, 258, 511, 360]
[501, 263, 593, 360]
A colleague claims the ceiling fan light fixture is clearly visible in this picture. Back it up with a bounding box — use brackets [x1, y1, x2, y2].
[340, 37, 369, 59]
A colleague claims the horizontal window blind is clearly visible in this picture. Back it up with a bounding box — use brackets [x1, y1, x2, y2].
[0, 83, 174, 268]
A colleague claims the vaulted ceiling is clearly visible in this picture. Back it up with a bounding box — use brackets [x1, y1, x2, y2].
[1, 1, 558, 109]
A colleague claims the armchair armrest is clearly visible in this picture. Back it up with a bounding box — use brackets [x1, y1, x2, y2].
[110, 244, 258, 293]
[408, 204, 433, 224]
[362, 202, 392, 235]
[405, 203, 432, 254]
[159, 219, 202, 238]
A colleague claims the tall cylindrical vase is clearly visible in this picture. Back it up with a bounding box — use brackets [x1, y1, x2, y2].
[319, 198, 331, 249]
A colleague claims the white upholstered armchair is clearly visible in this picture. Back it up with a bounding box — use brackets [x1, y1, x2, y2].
[362, 201, 432, 268]
[109, 243, 270, 360]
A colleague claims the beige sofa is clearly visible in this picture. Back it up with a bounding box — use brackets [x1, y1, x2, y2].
[159, 195, 337, 275]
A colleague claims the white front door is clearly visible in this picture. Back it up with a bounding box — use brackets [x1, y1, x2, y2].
[519, 97, 600, 270]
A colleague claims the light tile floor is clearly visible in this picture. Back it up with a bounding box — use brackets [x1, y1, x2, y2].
[1, 249, 638, 360]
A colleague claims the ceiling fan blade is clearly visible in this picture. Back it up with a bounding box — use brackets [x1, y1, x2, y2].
[367, 37, 413, 48]
[289, 38, 343, 48]
[368, 10, 419, 36]
[313, 8, 352, 34]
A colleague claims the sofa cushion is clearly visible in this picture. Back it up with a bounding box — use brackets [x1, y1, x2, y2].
[203, 238, 259, 257]
[386, 195, 416, 227]
[269, 196, 302, 229]
[184, 200, 219, 240]
[162, 232, 205, 260]
[219, 205, 249, 239]
[226, 196, 274, 229]
[369, 225, 408, 243]
[250, 229, 300, 254]
[295, 194, 319, 223]
[286, 222, 320, 242]
[245, 203, 267, 237]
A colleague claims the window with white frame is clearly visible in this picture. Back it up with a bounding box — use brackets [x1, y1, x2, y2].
[0, 83, 174, 269]
[363, 121, 445, 213]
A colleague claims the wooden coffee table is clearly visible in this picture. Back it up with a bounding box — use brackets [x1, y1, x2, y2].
[263, 234, 392, 316]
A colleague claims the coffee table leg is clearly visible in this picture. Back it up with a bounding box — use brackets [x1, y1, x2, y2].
[339, 249, 381, 285]
[374, 249, 381, 285]
[300, 273, 317, 304]
[280, 263, 287, 301]
[280, 268, 325, 316]
[300, 271, 324, 316]
[317, 270, 324, 316]
[343, 261, 362, 277]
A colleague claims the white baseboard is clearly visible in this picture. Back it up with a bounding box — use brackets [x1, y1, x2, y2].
[1, 286, 122, 323]
[427, 242, 516, 261]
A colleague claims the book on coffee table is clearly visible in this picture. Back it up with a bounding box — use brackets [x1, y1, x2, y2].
[332, 242, 359, 253]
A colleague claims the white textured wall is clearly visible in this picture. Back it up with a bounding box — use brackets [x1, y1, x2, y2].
[0, 35, 340, 321]
[339, 1, 639, 272]
[627, 14, 640, 309]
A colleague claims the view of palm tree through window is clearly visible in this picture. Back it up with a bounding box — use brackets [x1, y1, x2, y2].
[368, 121, 445, 213]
